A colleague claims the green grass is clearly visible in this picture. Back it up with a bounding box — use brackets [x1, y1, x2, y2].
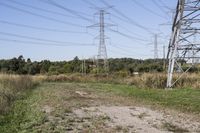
[0, 87, 45, 133]
[0, 82, 199, 132]
[88, 83, 200, 114]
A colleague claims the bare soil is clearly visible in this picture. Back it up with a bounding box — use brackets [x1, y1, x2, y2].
[74, 106, 200, 133]
[37, 83, 200, 133]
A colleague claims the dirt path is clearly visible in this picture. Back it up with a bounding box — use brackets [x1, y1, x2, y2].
[74, 106, 200, 133]
[36, 83, 200, 132]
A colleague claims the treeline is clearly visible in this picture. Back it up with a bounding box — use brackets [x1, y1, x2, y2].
[0, 55, 198, 75]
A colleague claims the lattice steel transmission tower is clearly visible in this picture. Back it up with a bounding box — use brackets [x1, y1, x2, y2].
[154, 34, 159, 59]
[167, 0, 200, 88]
[89, 9, 114, 73]
[98, 10, 108, 72]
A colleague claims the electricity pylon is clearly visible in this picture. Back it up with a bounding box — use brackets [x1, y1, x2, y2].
[154, 34, 159, 59]
[167, 0, 200, 88]
[88, 9, 114, 73]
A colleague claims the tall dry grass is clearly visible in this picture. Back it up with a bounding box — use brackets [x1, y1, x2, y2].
[0, 74, 37, 114]
[34, 73, 200, 89]
[124, 73, 200, 88]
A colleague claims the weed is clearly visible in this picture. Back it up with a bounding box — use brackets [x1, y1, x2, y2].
[163, 122, 189, 133]
[138, 112, 148, 119]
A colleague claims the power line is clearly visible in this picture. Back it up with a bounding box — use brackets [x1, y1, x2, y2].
[131, 0, 167, 19]
[107, 47, 135, 57]
[0, 20, 87, 34]
[113, 42, 152, 49]
[110, 44, 150, 57]
[89, 21, 149, 44]
[7, 0, 79, 19]
[100, 0, 153, 34]
[82, 0, 139, 28]
[109, 19, 143, 38]
[0, 2, 84, 28]
[81, 0, 151, 58]
[151, 0, 170, 17]
[159, 0, 171, 10]
[40, 0, 91, 17]
[48, 0, 148, 43]
[81, 0, 100, 8]
[110, 44, 136, 54]
[42, 0, 92, 22]
[0, 32, 92, 45]
[109, 29, 149, 42]
[22, 0, 151, 50]
[0, 38, 94, 47]
[44, 0, 144, 43]
[81, 0, 149, 42]
[108, 45, 149, 57]
[107, 11, 142, 29]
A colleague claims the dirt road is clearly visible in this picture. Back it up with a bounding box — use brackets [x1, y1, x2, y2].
[31, 83, 200, 132]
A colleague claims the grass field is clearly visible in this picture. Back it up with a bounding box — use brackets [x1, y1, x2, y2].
[88, 83, 200, 113]
[0, 82, 200, 132]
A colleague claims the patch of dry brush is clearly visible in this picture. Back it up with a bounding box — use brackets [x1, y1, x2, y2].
[125, 73, 200, 89]
[34, 73, 200, 89]
[0, 74, 37, 114]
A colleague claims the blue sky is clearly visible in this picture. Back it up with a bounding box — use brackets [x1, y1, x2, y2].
[0, 0, 177, 61]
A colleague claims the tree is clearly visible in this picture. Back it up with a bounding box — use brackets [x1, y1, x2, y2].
[70, 56, 81, 72]
[40, 60, 51, 74]
[63, 63, 72, 73]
